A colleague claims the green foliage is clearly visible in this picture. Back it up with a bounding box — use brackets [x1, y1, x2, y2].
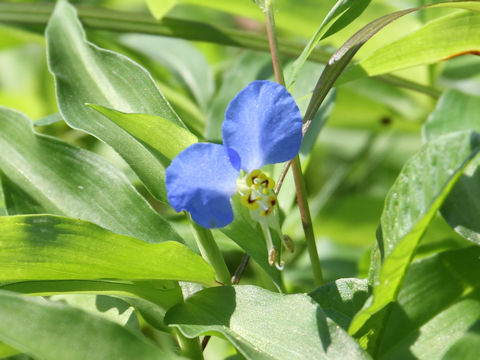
[0, 0, 479, 358]
[165, 285, 372, 360]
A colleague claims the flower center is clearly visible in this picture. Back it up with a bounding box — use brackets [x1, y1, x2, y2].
[238, 169, 277, 217]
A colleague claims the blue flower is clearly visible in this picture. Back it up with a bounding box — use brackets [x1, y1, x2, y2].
[166, 80, 302, 229]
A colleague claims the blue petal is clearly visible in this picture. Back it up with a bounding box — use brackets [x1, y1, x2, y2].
[166, 143, 240, 228]
[223, 80, 303, 173]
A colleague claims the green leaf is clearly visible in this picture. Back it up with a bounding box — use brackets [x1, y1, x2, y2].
[0, 342, 19, 359]
[165, 285, 372, 360]
[304, 1, 480, 131]
[50, 294, 139, 330]
[0, 106, 181, 244]
[376, 247, 480, 359]
[2, 280, 183, 332]
[346, 11, 480, 80]
[119, 34, 214, 111]
[286, 0, 371, 89]
[146, 0, 177, 19]
[46, 0, 182, 202]
[0, 290, 182, 360]
[424, 89, 480, 141]
[349, 131, 480, 353]
[309, 278, 369, 330]
[0, 215, 216, 286]
[424, 90, 480, 244]
[89, 105, 197, 164]
[1, 173, 45, 216]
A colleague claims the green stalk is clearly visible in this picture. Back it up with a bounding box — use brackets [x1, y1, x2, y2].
[0, 2, 440, 98]
[264, 0, 323, 286]
[291, 158, 323, 286]
[190, 219, 231, 286]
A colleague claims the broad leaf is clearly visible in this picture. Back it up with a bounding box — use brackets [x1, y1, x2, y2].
[46, 0, 183, 202]
[1, 173, 45, 215]
[349, 131, 480, 353]
[89, 105, 197, 164]
[0, 215, 216, 286]
[423, 89, 480, 141]
[165, 285, 372, 360]
[376, 247, 480, 359]
[2, 280, 183, 331]
[0, 290, 182, 360]
[423, 90, 480, 244]
[0, 106, 181, 244]
[309, 278, 369, 330]
[346, 11, 480, 80]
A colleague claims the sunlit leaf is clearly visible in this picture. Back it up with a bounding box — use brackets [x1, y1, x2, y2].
[0, 290, 182, 360]
[349, 131, 480, 353]
[309, 278, 369, 330]
[0, 106, 181, 244]
[46, 0, 183, 201]
[89, 105, 197, 164]
[0, 215, 216, 286]
[377, 247, 480, 359]
[346, 11, 480, 80]
[166, 285, 372, 360]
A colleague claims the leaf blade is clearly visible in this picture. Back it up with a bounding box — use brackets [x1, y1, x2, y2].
[46, 0, 182, 201]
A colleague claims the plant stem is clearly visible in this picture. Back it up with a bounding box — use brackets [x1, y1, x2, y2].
[190, 219, 231, 286]
[264, 0, 285, 86]
[231, 253, 251, 284]
[291, 157, 324, 286]
[174, 329, 204, 360]
[264, 0, 323, 286]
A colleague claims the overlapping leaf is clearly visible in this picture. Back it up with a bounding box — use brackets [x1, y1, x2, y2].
[349, 131, 480, 353]
[376, 247, 480, 359]
[424, 90, 480, 244]
[46, 0, 183, 201]
[346, 11, 480, 80]
[0, 106, 180, 244]
[166, 285, 371, 360]
[0, 215, 216, 286]
[0, 291, 183, 360]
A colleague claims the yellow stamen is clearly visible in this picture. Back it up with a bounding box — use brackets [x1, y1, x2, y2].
[240, 190, 260, 210]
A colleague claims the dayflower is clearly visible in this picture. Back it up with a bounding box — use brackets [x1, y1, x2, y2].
[166, 80, 302, 268]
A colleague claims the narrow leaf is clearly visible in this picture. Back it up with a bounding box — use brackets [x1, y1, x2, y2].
[46, 0, 183, 201]
[89, 105, 197, 164]
[0, 106, 181, 244]
[346, 11, 480, 80]
[349, 131, 480, 353]
[166, 285, 371, 360]
[287, 0, 370, 89]
[0, 215, 216, 286]
[304, 1, 480, 130]
[0, 290, 182, 360]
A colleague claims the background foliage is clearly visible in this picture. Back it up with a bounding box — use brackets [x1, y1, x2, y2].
[0, 0, 479, 358]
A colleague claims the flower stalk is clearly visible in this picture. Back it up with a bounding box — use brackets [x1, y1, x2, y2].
[190, 218, 232, 286]
[264, 0, 324, 286]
